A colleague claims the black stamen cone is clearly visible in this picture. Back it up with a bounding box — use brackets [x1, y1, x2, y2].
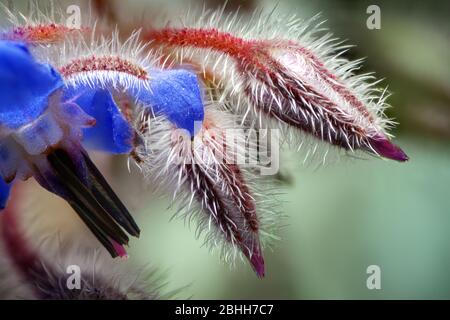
[45, 148, 140, 257]
[81, 151, 140, 237]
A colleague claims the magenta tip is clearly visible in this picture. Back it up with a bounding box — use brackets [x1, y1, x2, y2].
[368, 135, 409, 162]
[111, 239, 129, 258]
[249, 250, 265, 278]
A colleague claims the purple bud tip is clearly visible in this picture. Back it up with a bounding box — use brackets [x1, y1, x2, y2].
[111, 239, 129, 258]
[368, 135, 409, 162]
[249, 249, 265, 278]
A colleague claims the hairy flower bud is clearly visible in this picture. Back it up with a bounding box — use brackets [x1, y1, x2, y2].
[135, 109, 279, 277]
[145, 9, 408, 162]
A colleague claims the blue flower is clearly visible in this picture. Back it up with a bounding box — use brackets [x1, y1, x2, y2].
[0, 41, 63, 129]
[0, 40, 206, 258]
[0, 41, 139, 257]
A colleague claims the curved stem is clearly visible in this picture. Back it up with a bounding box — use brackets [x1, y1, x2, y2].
[1, 184, 44, 298]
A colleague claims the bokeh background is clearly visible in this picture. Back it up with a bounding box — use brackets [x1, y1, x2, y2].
[1, 0, 449, 299]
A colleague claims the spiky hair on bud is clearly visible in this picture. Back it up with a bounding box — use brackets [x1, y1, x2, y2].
[0, 1, 88, 46]
[134, 106, 281, 278]
[50, 30, 153, 93]
[145, 6, 408, 163]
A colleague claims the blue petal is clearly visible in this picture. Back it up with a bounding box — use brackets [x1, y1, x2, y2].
[0, 179, 11, 210]
[129, 69, 204, 136]
[0, 41, 63, 129]
[64, 86, 134, 154]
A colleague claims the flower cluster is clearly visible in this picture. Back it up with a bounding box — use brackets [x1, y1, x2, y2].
[0, 3, 407, 279]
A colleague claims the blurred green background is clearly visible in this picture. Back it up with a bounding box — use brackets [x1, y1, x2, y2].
[2, 0, 450, 299]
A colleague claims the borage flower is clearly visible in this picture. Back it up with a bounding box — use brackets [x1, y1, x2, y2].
[0, 31, 206, 259]
[0, 40, 139, 257]
[0, 3, 410, 281]
[145, 9, 408, 162]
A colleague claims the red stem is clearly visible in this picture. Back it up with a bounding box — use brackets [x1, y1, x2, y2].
[1, 185, 45, 297]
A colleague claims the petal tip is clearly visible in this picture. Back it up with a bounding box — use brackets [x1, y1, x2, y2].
[249, 250, 265, 278]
